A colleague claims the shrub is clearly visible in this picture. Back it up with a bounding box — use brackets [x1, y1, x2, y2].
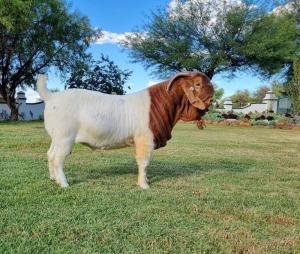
[204, 112, 223, 122]
[268, 120, 277, 126]
[251, 120, 269, 126]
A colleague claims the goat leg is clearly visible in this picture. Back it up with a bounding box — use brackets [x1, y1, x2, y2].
[135, 135, 154, 189]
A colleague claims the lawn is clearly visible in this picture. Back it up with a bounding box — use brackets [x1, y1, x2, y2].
[1, 121, 300, 253]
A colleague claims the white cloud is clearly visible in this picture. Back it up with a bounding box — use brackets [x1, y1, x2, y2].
[93, 30, 132, 45]
[168, 0, 248, 25]
[93, 30, 148, 48]
[271, 2, 295, 15]
[24, 89, 42, 103]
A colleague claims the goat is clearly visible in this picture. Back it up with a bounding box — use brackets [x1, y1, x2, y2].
[37, 72, 214, 189]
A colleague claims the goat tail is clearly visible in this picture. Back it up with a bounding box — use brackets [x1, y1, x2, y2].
[37, 74, 52, 102]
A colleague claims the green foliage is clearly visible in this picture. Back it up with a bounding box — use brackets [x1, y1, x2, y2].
[212, 83, 224, 101]
[268, 120, 277, 126]
[251, 119, 269, 126]
[285, 58, 300, 114]
[1, 122, 300, 253]
[66, 55, 132, 95]
[38, 114, 44, 121]
[240, 12, 299, 78]
[230, 89, 252, 107]
[204, 112, 223, 122]
[252, 85, 271, 103]
[274, 114, 295, 124]
[123, 0, 299, 81]
[271, 80, 287, 97]
[0, 0, 100, 120]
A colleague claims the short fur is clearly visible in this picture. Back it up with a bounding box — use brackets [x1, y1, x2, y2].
[37, 72, 214, 189]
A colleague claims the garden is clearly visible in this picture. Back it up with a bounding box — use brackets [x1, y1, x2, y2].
[204, 110, 300, 130]
[1, 121, 300, 253]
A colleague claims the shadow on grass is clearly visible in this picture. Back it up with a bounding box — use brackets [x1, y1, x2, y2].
[68, 156, 255, 187]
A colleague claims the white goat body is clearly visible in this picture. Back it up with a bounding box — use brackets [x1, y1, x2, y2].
[44, 88, 151, 149]
[37, 72, 214, 188]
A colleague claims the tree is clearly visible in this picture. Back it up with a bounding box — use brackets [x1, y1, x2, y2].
[240, 11, 299, 79]
[0, 0, 100, 120]
[285, 59, 300, 114]
[66, 55, 132, 95]
[213, 84, 224, 101]
[211, 83, 224, 107]
[123, 0, 299, 81]
[230, 89, 251, 108]
[252, 85, 270, 103]
[270, 80, 287, 97]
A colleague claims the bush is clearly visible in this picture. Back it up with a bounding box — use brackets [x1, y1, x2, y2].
[268, 120, 277, 126]
[251, 120, 269, 126]
[204, 112, 223, 122]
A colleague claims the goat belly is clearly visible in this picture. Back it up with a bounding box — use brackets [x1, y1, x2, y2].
[78, 138, 134, 150]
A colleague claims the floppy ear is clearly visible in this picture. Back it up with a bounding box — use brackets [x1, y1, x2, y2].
[167, 72, 192, 90]
[167, 71, 206, 110]
[181, 85, 206, 110]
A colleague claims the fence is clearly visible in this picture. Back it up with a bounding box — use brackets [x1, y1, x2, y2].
[217, 91, 287, 114]
[0, 91, 45, 120]
[276, 96, 292, 114]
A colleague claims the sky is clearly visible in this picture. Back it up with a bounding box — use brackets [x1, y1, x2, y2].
[26, 0, 274, 102]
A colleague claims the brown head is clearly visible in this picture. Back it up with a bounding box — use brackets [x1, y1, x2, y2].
[167, 71, 214, 122]
[148, 71, 214, 149]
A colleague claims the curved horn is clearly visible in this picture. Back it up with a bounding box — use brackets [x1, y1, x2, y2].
[166, 72, 192, 90]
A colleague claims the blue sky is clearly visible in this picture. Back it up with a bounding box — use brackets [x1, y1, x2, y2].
[27, 0, 273, 102]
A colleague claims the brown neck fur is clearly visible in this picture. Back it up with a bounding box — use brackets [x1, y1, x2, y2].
[148, 81, 203, 149]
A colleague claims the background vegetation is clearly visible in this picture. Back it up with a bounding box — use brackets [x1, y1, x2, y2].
[124, 0, 299, 80]
[1, 0, 299, 119]
[1, 122, 300, 253]
[0, 0, 100, 120]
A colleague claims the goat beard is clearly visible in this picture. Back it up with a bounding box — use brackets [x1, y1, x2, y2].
[196, 119, 206, 130]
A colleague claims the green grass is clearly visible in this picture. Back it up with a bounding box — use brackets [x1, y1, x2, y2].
[1, 121, 300, 253]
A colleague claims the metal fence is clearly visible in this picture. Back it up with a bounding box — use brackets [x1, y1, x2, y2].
[276, 96, 292, 114]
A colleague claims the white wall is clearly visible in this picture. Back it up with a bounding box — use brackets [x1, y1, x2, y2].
[219, 103, 269, 114]
[0, 92, 44, 120]
[218, 91, 278, 114]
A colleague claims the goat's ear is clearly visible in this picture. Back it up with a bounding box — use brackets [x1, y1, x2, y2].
[182, 85, 206, 110]
[167, 72, 192, 90]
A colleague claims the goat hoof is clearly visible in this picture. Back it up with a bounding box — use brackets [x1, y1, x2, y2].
[139, 183, 150, 189]
[60, 182, 69, 188]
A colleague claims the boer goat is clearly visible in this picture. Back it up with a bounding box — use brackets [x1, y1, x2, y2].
[37, 72, 214, 189]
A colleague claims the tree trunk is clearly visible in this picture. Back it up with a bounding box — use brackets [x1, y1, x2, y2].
[9, 106, 19, 121]
[7, 96, 19, 121]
